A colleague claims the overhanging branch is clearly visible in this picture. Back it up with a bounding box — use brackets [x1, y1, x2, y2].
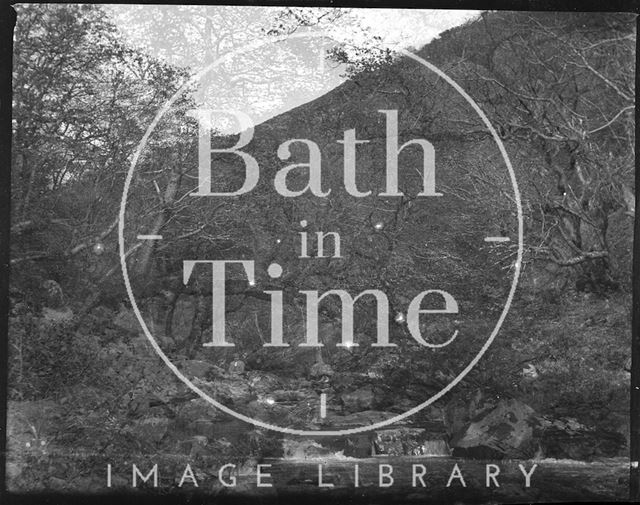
[549, 250, 608, 266]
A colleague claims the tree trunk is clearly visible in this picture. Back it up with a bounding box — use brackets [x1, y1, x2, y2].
[136, 166, 182, 279]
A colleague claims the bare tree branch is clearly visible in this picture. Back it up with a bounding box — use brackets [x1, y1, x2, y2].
[549, 250, 608, 266]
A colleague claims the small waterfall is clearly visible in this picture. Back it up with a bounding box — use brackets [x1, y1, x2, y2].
[415, 439, 451, 457]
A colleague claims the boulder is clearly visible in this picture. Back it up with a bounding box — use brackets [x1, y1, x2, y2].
[208, 419, 255, 447]
[180, 359, 214, 379]
[123, 390, 154, 417]
[331, 372, 368, 392]
[539, 417, 627, 460]
[444, 391, 500, 438]
[341, 386, 375, 413]
[245, 400, 270, 420]
[310, 362, 334, 379]
[211, 377, 253, 405]
[450, 398, 538, 459]
[444, 398, 473, 438]
[246, 371, 284, 395]
[342, 434, 374, 457]
[175, 398, 221, 428]
[390, 398, 416, 413]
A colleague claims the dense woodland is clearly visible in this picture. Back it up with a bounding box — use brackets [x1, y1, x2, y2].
[7, 5, 635, 495]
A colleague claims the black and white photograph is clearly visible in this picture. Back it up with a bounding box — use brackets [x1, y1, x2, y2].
[2, 2, 638, 503]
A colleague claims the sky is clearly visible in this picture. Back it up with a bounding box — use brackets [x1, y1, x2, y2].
[106, 6, 481, 132]
[348, 8, 479, 51]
